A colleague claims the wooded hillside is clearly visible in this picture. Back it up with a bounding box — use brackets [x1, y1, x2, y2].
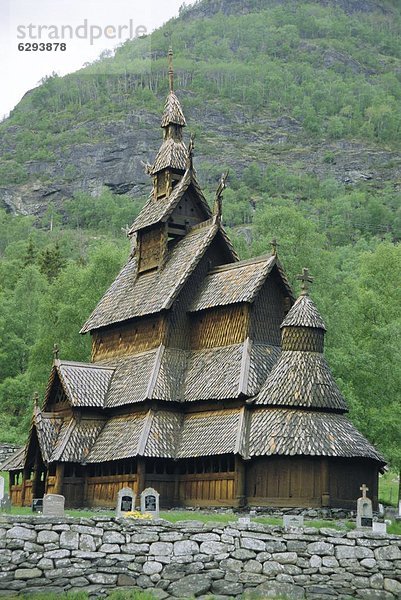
[0, 0, 400, 473]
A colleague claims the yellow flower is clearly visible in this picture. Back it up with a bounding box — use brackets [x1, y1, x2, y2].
[124, 510, 153, 520]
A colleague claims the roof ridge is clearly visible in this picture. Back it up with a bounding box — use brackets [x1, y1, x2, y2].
[210, 254, 274, 274]
[59, 360, 115, 371]
[146, 345, 165, 399]
[238, 338, 252, 396]
[137, 409, 154, 455]
[52, 418, 76, 462]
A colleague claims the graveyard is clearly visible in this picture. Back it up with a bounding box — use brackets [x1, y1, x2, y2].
[0, 469, 401, 598]
[0, 59, 400, 591]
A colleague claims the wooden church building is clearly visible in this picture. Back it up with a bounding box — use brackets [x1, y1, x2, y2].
[3, 52, 385, 510]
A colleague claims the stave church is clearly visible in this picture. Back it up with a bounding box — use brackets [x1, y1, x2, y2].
[3, 51, 385, 510]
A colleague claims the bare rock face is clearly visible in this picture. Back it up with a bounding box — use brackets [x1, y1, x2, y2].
[1, 103, 400, 218]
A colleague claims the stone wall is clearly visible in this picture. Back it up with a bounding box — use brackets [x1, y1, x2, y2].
[1, 516, 401, 599]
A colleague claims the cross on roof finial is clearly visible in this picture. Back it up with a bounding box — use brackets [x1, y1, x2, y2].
[270, 238, 279, 256]
[297, 267, 314, 295]
[53, 343, 60, 361]
[360, 484, 369, 498]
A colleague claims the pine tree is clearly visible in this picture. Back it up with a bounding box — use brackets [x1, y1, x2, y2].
[39, 242, 65, 281]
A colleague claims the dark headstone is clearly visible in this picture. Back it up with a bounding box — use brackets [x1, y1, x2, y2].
[140, 487, 159, 517]
[116, 487, 135, 517]
[32, 498, 43, 513]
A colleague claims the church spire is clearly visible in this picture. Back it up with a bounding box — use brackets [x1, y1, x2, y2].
[168, 46, 174, 92]
[151, 47, 188, 197]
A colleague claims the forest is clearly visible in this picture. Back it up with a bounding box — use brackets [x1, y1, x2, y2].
[0, 0, 400, 480]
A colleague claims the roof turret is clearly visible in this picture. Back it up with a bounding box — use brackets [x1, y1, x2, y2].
[151, 48, 187, 177]
[254, 269, 347, 412]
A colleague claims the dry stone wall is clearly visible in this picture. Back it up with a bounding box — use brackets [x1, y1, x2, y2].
[1, 516, 401, 599]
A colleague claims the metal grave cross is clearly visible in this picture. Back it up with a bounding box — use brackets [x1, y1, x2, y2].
[297, 268, 314, 295]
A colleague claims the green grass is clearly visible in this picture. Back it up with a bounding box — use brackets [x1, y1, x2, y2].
[379, 470, 400, 507]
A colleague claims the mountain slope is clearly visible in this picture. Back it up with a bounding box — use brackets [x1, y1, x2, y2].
[0, 0, 401, 217]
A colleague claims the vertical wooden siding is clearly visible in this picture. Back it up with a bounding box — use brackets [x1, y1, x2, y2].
[138, 225, 167, 273]
[249, 269, 288, 346]
[190, 305, 249, 349]
[91, 315, 166, 361]
[247, 456, 322, 507]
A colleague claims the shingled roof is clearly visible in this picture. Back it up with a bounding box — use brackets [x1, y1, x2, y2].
[0, 446, 25, 471]
[189, 255, 293, 312]
[57, 361, 113, 408]
[50, 417, 106, 463]
[254, 351, 348, 411]
[128, 169, 211, 234]
[151, 137, 188, 175]
[93, 341, 279, 406]
[248, 408, 385, 463]
[86, 410, 182, 462]
[176, 409, 243, 458]
[161, 91, 186, 127]
[34, 409, 63, 462]
[81, 219, 228, 333]
[182, 341, 280, 401]
[281, 294, 326, 330]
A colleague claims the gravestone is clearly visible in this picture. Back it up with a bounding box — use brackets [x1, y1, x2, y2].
[140, 487, 159, 517]
[356, 484, 373, 528]
[283, 514, 304, 528]
[372, 521, 387, 534]
[0, 493, 11, 513]
[238, 515, 251, 525]
[32, 498, 43, 513]
[378, 503, 384, 516]
[116, 487, 135, 517]
[0, 476, 4, 502]
[43, 493, 65, 517]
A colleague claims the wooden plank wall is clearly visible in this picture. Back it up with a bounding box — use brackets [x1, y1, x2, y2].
[179, 473, 236, 506]
[91, 315, 166, 361]
[167, 245, 222, 349]
[86, 475, 138, 507]
[247, 456, 322, 507]
[190, 305, 249, 350]
[329, 459, 379, 510]
[249, 268, 288, 346]
[138, 225, 167, 273]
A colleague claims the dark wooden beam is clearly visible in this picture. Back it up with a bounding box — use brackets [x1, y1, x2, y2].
[321, 458, 330, 507]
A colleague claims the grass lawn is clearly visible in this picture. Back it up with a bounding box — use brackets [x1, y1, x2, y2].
[379, 470, 400, 507]
[1, 470, 399, 533]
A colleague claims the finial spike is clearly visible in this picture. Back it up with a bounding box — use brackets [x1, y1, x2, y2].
[187, 132, 195, 170]
[53, 343, 60, 361]
[213, 171, 229, 221]
[270, 238, 279, 256]
[296, 268, 314, 295]
[33, 392, 39, 408]
[168, 46, 174, 92]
